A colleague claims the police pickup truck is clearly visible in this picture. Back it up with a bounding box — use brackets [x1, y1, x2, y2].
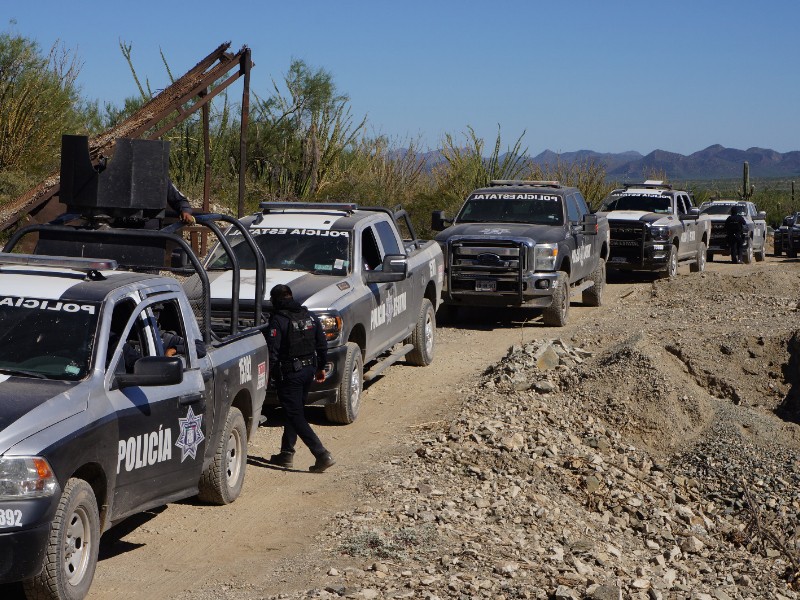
[204, 202, 444, 424]
[699, 200, 767, 263]
[430, 180, 609, 327]
[773, 212, 800, 258]
[598, 180, 711, 278]
[0, 136, 268, 600]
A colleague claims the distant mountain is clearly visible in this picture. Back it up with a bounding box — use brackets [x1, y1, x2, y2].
[394, 145, 800, 179]
[606, 145, 800, 179]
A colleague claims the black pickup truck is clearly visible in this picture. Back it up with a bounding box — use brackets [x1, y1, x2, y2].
[0, 135, 269, 600]
[431, 180, 609, 326]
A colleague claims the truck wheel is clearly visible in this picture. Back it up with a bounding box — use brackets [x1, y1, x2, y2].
[707, 251, 714, 262]
[743, 243, 754, 264]
[755, 245, 765, 262]
[198, 407, 247, 505]
[406, 299, 435, 366]
[690, 242, 706, 273]
[662, 245, 678, 279]
[789, 247, 798, 259]
[582, 258, 605, 307]
[325, 342, 363, 424]
[24, 479, 100, 600]
[542, 271, 569, 327]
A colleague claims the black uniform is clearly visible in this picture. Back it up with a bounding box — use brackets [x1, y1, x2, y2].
[725, 210, 748, 263]
[167, 181, 192, 216]
[267, 299, 329, 458]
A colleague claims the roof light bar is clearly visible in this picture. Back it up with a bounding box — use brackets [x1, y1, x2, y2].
[624, 181, 673, 190]
[0, 253, 118, 272]
[489, 180, 562, 188]
[260, 202, 358, 213]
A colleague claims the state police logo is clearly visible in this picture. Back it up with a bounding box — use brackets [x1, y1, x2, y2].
[175, 406, 205, 462]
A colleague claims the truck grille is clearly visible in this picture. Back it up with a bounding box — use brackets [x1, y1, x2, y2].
[609, 220, 645, 259]
[448, 241, 525, 294]
[711, 222, 727, 244]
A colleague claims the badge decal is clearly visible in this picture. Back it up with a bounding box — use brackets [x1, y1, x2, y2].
[175, 406, 205, 462]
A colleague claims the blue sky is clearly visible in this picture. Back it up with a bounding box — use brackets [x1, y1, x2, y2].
[6, 1, 799, 155]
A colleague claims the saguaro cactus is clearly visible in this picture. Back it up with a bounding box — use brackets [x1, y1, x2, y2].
[738, 161, 754, 200]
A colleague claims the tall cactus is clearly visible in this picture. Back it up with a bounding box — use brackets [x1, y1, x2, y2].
[738, 161, 754, 200]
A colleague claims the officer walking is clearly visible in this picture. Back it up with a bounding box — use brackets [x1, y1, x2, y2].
[266, 284, 336, 473]
[725, 205, 748, 263]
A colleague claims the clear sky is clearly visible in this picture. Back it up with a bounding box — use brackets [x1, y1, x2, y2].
[6, 1, 799, 156]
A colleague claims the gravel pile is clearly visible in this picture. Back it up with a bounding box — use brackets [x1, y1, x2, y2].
[264, 336, 799, 600]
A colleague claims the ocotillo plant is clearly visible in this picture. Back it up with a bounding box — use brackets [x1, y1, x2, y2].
[738, 161, 755, 200]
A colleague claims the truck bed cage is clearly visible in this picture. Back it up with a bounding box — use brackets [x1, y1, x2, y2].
[3, 214, 266, 345]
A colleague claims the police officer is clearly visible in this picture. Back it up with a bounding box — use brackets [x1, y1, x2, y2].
[167, 181, 196, 225]
[266, 284, 336, 473]
[725, 205, 748, 264]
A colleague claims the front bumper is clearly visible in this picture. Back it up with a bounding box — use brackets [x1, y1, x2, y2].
[265, 344, 348, 406]
[0, 499, 53, 583]
[443, 271, 559, 308]
[607, 242, 671, 271]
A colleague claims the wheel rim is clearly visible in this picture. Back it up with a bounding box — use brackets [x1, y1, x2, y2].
[747, 246, 753, 262]
[670, 249, 677, 277]
[349, 361, 362, 412]
[698, 248, 706, 271]
[64, 506, 92, 586]
[424, 311, 434, 355]
[225, 426, 243, 489]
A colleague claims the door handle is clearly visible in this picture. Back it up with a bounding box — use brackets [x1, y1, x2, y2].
[179, 393, 205, 406]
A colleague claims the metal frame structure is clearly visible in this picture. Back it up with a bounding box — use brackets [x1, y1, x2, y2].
[0, 42, 253, 232]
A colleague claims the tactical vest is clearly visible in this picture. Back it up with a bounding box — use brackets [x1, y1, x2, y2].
[278, 307, 317, 359]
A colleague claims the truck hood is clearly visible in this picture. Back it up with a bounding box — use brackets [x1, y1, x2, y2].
[208, 269, 348, 309]
[0, 378, 83, 454]
[435, 223, 565, 244]
[600, 211, 667, 224]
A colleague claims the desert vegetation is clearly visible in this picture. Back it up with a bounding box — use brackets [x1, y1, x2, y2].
[0, 30, 795, 235]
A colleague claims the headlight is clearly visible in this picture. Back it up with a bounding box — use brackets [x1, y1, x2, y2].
[317, 313, 343, 342]
[0, 456, 58, 500]
[533, 244, 558, 271]
[650, 226, 670, 241]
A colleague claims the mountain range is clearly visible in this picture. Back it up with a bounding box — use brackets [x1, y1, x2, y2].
[415, 145, 800, 180]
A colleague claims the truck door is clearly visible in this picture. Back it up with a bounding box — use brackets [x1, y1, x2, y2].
[566, 193, 590, 281]
[374, 218, 415, 342]
[106, 296, 206, 517]
[749, 203, 765, 250]
[361, 225, 406, 358]
[676, 195, 698, 258]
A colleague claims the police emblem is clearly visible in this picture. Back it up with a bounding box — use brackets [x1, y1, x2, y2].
[175, 406, 205, 462]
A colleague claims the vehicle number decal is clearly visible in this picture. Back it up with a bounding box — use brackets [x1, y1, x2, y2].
[680, 230, 696, 243]
[239, 355, 252, 384]
[257, 361, 266, 390]
[428, 259, 436, 278]
[0, 509, 22, 527]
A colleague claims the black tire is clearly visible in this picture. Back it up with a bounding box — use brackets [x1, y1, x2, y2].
[755, 246, 765, 262]
[773, 245, 782, 257]
[406, 299, 435, 366]
[662, 244, 678, 279]
[582, 258, 605, 307]
[24, 479, 100, 600]
[325, 342, 363, 424]
[198, 407, 247, 505]
[690, 242, 706, 273]
[743, 242, 754, 264]
[707, 251, 714, 262]
[542, 271, 569, 327]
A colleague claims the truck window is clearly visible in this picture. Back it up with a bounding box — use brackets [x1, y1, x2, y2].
[0, 295, 100, 381]
[361, 227, 383, 271]
[566, 195, 581, 223]
[150, 299, 190, 361]
[574, 192, 590, 216]
[374, 219, 404, 256]
[676, 196, 687, 215]
[109, 302, 158, 374]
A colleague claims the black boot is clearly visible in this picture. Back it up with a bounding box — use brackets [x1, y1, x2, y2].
[268, 451, 294, 468]
[309, 451, 336, 473]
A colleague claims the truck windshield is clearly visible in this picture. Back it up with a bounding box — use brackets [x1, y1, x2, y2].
[701, 204, 743, 215]
[456, 197, 564, 225]
[601, 194, 671, 214]
[0, 297, 100, 380]
[208, 229, 351, 275]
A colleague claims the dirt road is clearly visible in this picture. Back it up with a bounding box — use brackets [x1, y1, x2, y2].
[3, 258, 790, 599]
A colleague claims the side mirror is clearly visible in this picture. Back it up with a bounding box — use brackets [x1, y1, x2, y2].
[364, 254, 408, 283]
[757, 211, 767, 221]
[581, 213, 599, 235]
[681, 208, 700, 220]
[431, 210, 450, 231]
[116, 356, 183, 388]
